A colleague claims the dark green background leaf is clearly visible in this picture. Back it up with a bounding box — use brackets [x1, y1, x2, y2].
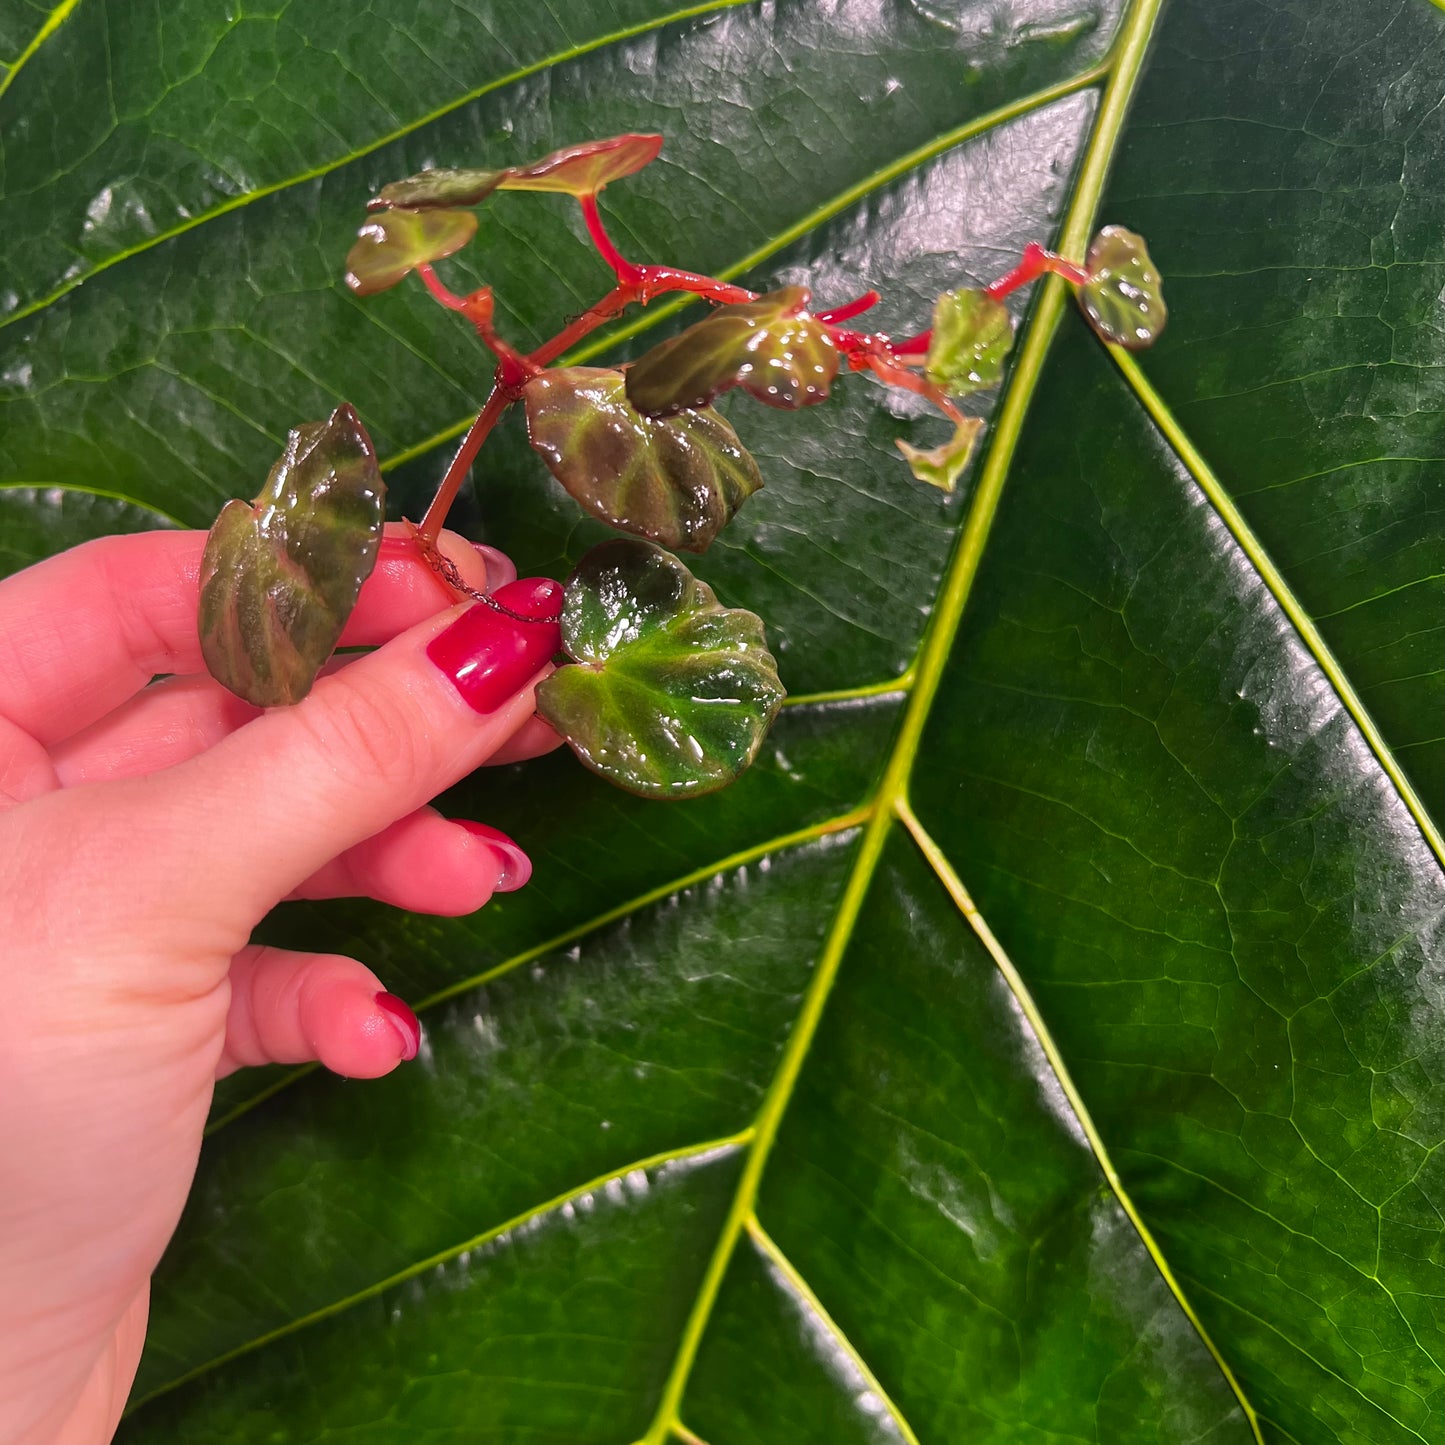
[7, 0, 1445, 1442]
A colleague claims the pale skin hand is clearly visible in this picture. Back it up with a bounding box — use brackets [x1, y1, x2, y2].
[0, 527, 563, 1443]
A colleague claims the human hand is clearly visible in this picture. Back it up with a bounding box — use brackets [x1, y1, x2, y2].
[0, 528, 564, 1443]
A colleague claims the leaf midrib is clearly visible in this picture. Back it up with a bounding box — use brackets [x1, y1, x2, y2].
[123, 1131, 753, 1419]
[1109, 347, 1445, 876]
[630, 6, 1267, 1444]
[0, 0, 81, 100]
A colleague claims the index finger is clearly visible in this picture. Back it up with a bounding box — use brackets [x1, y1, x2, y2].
[0, 526, 509, 748]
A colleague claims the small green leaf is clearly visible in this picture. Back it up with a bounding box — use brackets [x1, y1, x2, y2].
[924, 288, 1014, 394]
[625, 286, 840, 418]
[537, 539, 785, 798]
[370, 167, 509, 211]
[523, 367, 763, 553]
[499, 133, 664, 196]
[1078, 225, 1167, 350]
[198, 404, 384, 707]
[896, 416, 985, 492]
[343, 207, 478, 295]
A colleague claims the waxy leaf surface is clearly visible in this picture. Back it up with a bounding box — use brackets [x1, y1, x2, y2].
[895, 415, 984, 493]
[538, 539, 784, 797]
[198, 405, 384, 707]
[625, 286, 840, 416]
[924, 287, 1014, 394]
[1078, 224, 1166, 349]
[343, 206, 478, 295]
[8, 1, 1445, 1443]
[524, 367, 763, 552]
[499, 132, 664, 196]
[371, 166, 509, 211]
[374, 135, 663, 210]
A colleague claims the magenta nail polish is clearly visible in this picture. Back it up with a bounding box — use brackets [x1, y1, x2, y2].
[426, 577, 563, 714]
[375, 992, 421, 1061]
[458, 820, 533, 892]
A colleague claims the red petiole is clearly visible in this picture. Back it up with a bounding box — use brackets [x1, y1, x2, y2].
[415, 202, 1093, 546]
[984, 241, 1090, 299]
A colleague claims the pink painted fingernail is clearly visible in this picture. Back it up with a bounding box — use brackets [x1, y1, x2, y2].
[425, 577, 564, 714]
[375, 992, 421, 1061]
[473, 543, 517, 590]
[458, 821, 533, 892]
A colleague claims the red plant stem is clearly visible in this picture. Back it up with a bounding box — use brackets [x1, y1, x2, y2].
[419, 232, 1088, 544]
[417, 264, 469, 310]
[577, 192, 753, 305]
[526, 271, 755, 370]
[984, 241, 1090, 300]
[528, 283, 636, 368]
[885, 243, 1094, 357]
[634, 267, 754, 305]
[888, 332, 931, 357]
[815, 290, 881, 326]
[579, 193, 642, 286]
[417, 380, 512, 545]
[418, 265, 534, 381]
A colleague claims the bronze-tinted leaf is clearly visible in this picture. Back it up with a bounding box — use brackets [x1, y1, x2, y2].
[498, 133, 664, 196]
[198, 404, 384, 707]
[625, 286, 840, 418]
[896, 416, 985, 492]
[1079, 225, 1167, 349]
[537, 539, 785, 798]
[343, 208, 478, 295]
[370, 167, 509, 211]
[924, 288, 1014, 394]
[523, 367, 763, 552]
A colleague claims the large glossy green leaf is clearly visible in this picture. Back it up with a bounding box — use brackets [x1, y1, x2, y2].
[9, 0, 1445, 1442]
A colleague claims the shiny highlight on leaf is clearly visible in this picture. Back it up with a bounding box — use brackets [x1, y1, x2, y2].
[344, 208, 478, 295]
[625, 287, 840, 417]
[537, 540, 785, 797]
[925, 288, 1014, 394]
[198, 405, 384, 707]
[1079, 226, 1167, 350]
[523, 368, 763, 553]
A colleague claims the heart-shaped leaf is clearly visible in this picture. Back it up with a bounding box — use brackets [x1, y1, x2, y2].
[625, 286, 840, 417]
[498, 132, 664, 196]
[523, 367, 763, 552]
[536, 539, 785, 797]
[895, 416, 985, 493]
[1078, 224, 1167, 350]
[924, 287, 1014, 394]
[198, 405, 384, 707]
[343, 207, 477, 295]
[369, 167, 509, 211]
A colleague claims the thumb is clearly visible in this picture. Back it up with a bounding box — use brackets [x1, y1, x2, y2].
[108, 575, 563, 935]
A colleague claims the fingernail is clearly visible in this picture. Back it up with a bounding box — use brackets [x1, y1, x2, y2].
[375, 992, 421, 1062]
[458, 821, 533, 892]
[426, 577, 563, 714]
[473, 543, 517, 591]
